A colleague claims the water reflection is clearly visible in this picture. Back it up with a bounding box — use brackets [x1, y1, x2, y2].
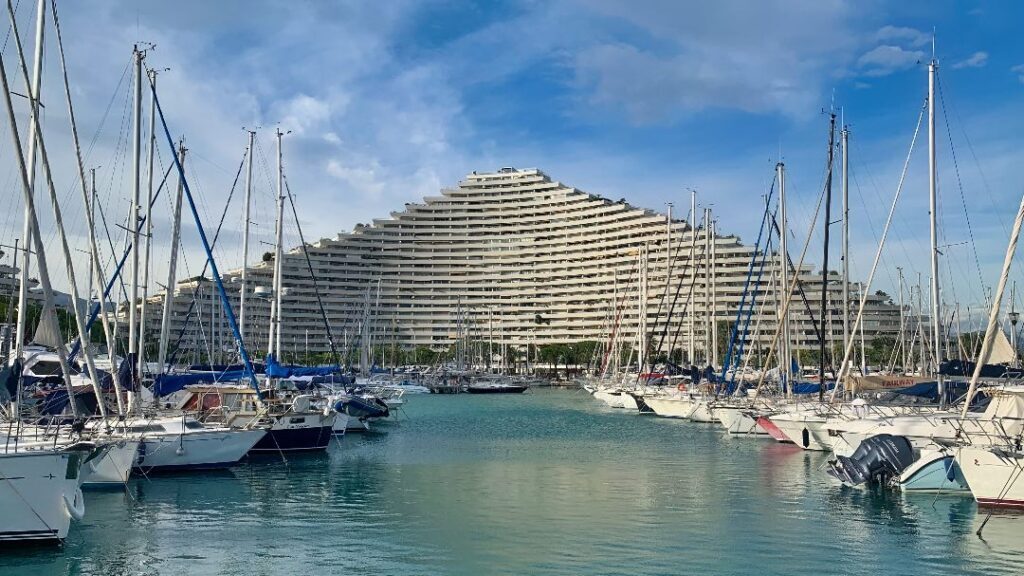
[5, 390, 1024, 575]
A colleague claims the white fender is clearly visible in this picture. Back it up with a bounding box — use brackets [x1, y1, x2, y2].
[64, 487, 86, 521]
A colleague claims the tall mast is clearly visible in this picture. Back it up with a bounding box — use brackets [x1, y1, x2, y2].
[819, 113, 836, 400]
[664, 203, 672, 362]
[127, 45, 144, 408]
[12, 0, 45, 360]
[917, 273, 926, 373]
[687, 191, 696, 364]
[638, 245, 648, 373]
[6, 0, 110, 418]
[841, 125, 851, 372]
[138, 68, 158, 380]
[897, 267, 906, 372]
[928, 57, 945, 404]
[240, 129, 256, 342]
[0, 24, 81, 417]
[268, 129, 284, 359]
[710, 212, 719, 368]
[700, 204, 708, 362]
[777, 162, 791, 392]
[157, 143, 186, 373]
[1011, 281, 1019, 368]
[274, 128, 285, 360]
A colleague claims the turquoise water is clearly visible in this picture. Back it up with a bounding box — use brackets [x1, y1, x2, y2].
[5, 388, 1024, 575]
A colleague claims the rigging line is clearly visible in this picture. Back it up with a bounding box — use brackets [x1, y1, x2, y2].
[664, 225, 707, 366]
[164, 149, 247, 369]
[730, 218, 775, 384]
[649, 222, 701, 373]
[937, 74, 988, 306]
[721, 179, 777, 381]
[940, 73, 1008, 239]
[283, 175, 341, 366]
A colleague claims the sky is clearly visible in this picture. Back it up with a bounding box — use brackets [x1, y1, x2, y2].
[1, 0, 1023, 320]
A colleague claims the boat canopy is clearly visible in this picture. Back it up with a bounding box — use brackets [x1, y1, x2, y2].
[265, 354, 341, 378]
[152, 370, 249, 397]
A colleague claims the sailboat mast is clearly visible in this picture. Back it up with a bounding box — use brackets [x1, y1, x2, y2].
[841, 125, 850, 371]
[138, 68, 158, 380]
[688, 190, 696, 365]
[128, 46, 144, 397]
[664, 203, 672, 363]
[710, 214, 718, 369]
[897, 267, 906, 372]
[0, 33, 80, 417]
[274, 129, 285, 360]
[928, 57, 945, 404]
[777, 162, 791, 392]
[819, 113, 836, 400]
[12, 0, 45, 360]
[157, 144, 186, 374]
[240, 129, 255, 342]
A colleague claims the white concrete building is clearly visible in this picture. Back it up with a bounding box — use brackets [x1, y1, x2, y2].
[127, 167, 904, 365]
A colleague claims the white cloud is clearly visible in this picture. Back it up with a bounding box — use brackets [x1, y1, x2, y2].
[874, 25, 931, 48]
[569, 0, 854, 120]
[953, 51, 989, 69]
[857, 45, 924, 77]
[1012, 64, 1024, 83]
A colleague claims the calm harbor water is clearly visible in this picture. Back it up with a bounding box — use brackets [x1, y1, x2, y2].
[6, 388, 1024, 575]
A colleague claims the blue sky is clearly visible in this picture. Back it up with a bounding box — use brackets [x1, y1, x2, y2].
[2, 0, 1023, 315]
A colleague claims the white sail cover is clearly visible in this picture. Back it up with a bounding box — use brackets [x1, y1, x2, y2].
[987, 329, 1017, 365]
[31, 309, 65, 350]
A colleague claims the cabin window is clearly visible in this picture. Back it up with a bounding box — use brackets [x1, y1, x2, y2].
[127, 424, 167, 433]
[31, 360, 63, 375]
[183, 420, 205, 430]
[289, 417, 306, 424]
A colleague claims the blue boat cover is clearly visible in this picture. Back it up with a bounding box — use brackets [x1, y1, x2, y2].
[152, 370, 250, 397]
[265, 354, 341, 378]
[940, 360, 1020, 379]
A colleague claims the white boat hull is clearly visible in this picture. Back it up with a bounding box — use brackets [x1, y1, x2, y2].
[81, 440, 139, 487]
[593, 390, 626, 408]
[956, 446, 1024, 507]
[0, 451, 83, 543]
[717, 406, 769, 436]
[689, 400, 718, 423]
[645, 396, 695, 418]
[136, 429, 265, 472]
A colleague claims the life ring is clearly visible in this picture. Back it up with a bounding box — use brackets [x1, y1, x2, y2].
[677, 383, 687, 392]
[64, 487, 86, 521]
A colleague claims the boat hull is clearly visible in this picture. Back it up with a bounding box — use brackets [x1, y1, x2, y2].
[135, 429, 265, 472]
[466, 385, 528, 394]
[756, 416, 792, 443]
[717, 407, 769, 436]
[898, 451, 969, 492]
[956, 446, 1024, 507]
[0, 451, 82, 544]
[81, 440, 139, 487]
[251, 414, 335, 452]
[689, 400, 718, 423]
[645, 396, 695, 418]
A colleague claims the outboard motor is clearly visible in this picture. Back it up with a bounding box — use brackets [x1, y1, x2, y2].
[827, 434, 915, 486]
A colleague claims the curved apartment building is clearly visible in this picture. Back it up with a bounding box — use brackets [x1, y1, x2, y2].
[133, 167, 903, 365]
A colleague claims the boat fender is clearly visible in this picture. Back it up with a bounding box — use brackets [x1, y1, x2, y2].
[64, 488, 86, 521]
[677, 383, 687, 392]
[176, 439, 185, 456]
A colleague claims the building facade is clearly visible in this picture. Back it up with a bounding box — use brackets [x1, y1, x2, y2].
[128, 167, 906, 366]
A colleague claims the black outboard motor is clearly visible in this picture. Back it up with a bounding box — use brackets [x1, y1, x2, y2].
[827, 434, 915, 486]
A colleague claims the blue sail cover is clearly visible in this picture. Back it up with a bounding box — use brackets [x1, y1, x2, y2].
[786, 381, 836, 395]
[152, 370, 250, 397]
[265, 354, 341, 378]
[940, 360, 1019, 379]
